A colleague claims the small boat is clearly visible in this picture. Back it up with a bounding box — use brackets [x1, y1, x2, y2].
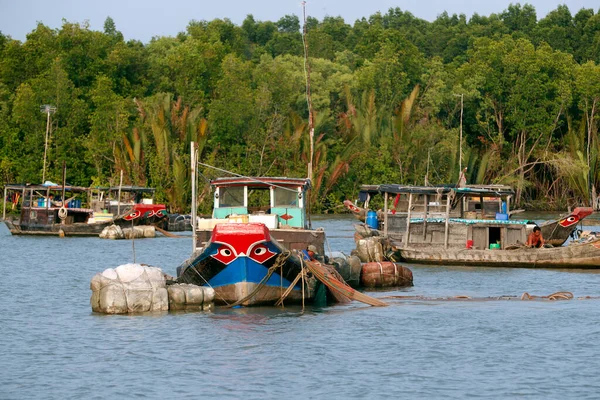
[397, 237, 600, 268]
[2, 183, 167, 236]
[345, 185, 593, 248]
[345, 184, 599, 268]
[539, 207, 593, 246]
[176, 176, 326, 306]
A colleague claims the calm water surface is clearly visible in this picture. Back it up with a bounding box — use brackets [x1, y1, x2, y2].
[1, 214, 600, 399]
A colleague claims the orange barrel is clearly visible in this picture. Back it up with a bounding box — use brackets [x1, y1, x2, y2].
[360, 262, 413, 288]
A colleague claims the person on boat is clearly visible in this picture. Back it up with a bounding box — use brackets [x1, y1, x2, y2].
[302, 245, 317, 261]
[527, 226, 545, 248]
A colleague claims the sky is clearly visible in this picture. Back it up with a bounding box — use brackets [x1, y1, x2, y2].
[1, 0, 599, 43]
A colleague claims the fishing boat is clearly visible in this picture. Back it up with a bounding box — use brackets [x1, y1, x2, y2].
[175, 4, 340, 306]
[539, 207, 593, 246]
[176, 176, 327, 306]
[2, 183, 167, 236]
[344, 184, 599, 268]
[175, 1, 401, 305]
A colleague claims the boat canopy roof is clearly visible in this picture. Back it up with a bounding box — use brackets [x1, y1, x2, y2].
[5, 184, 157, 194]
[93, 186, 156, 194]
[4, 183, 91, 193]
[210, 177, 311, 190]
[360, 184, 515, 198]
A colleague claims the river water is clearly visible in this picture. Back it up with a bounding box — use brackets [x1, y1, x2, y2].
[1, 214, 600, 399]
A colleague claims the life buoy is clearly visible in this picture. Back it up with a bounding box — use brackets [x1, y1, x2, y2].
[58, 207, 68, 220]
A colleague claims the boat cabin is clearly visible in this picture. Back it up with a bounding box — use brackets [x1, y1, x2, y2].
[2, 183, 166, 235]
[2, 183, 98, 235]
[90, 186, 159, 218]
[355, 184, 529, 250]
[3, 183, 93, 223]
[207, 177, 310, 229]
[195, 177, 324, 253]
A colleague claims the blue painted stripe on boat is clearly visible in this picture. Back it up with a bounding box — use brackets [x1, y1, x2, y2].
[207, 256, 296, 288]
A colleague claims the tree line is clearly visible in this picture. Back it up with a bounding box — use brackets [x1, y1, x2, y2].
[1, 3, 599, 213]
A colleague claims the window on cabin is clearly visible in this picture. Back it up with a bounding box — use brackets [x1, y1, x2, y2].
[219, 187, 244, 207]
[247, 188, 270, 213]
[274, 187, 298, 207]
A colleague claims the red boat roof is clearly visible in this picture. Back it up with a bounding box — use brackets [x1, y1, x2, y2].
[211, 223, 273, 249]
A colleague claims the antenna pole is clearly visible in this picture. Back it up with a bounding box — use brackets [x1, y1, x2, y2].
[302, 1, 314, 183]
[459, 93, 463, 174]
[191, 141, 197, 252]
[453, 94, 464, 180]
[40, 104, 56, 183]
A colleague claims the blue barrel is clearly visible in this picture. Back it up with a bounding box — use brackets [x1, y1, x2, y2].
[366, 210, 378, 229]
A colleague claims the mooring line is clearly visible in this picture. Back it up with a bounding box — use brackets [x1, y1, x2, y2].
[380, 291, 592, 302]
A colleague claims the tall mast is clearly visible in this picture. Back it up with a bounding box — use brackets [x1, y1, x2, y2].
[191, 141, 197, 252]
[302, 1, 314, 182]
[453, 93, 464, 180]
[40, 104, 56, 183]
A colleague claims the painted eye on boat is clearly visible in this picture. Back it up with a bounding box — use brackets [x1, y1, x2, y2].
[566, 217, 577, 222]
[254, 247, 267, 255]
[220, 248, 232, 256]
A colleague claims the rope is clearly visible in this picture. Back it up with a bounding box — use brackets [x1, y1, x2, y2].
[274, 265, 307, 307]
[154, 225, 187, 238]
[522, 291, 574, 301]
[301, 260, 305, 310]
[226, 251, 291, 308]
[380, 292, 578, 302]
[196, 161, 300, 193]
[548, 292, 573, 300]
[325, 236, 334, 259]
[303, 258, 388, 307]
[547, 222, 560, 243]
[184, 262, 230, 306]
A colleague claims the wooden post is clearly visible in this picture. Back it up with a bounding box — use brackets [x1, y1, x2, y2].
[444, 194, 451, 249]
[29, 188, 33, 217]
[61, 161, 66, 225]
[2, 186, 6, 221]
[423, 194, 428, 240]
[61, 161, 66, 208]
[405, 193, 413, 246]
[24, 187, 28, 212]
[117, 170, 123, 217]
[479, 195, 484, 218]
[383, 191, 388, 237]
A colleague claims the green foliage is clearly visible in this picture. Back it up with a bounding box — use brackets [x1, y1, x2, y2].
[87, 75, 129, 180]
[1, 4, 600, 212]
